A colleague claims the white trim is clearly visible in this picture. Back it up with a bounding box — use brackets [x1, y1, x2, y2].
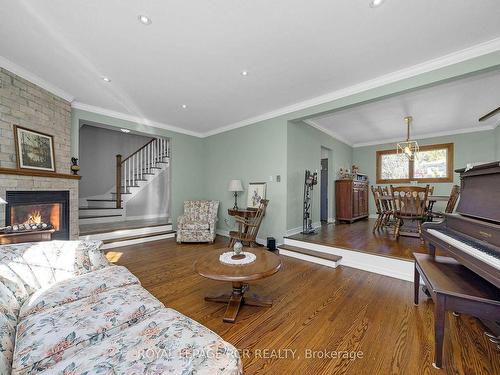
[79, 224, 173, 241]
[124, 214, 170, 221]
[303, 120, 353, 146]
[283, 238, 414, 282]
[352, 124, 496, 148]
[368, 214, 379, 219]
[285, 221, 322, 237]
[72, 102, 203, 138]
[4, 37, 500, 139]
[279, 249, 340, 269]
[0, 55, 74, 102]
[203, 37, 500, 137]
[100, 232, 175, 250]
[216, 229, 267, 246]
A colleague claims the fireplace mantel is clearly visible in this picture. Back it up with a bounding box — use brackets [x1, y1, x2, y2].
[0, 167, 81, 180]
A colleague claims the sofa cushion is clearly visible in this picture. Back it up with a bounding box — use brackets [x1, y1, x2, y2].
[181, 220, 210, 230]
[0, 241, 107, 307]
[0, 304, 17, 375]
[36, 308, 242, 375]
[19, 266, 139, 319]
[12, 285, 163, 375]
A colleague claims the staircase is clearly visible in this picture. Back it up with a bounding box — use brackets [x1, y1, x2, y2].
[278, 243, 342, 268]
[78, 138, 175, 248]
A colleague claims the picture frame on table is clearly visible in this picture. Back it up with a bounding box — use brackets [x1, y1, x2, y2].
[247, 182, 266, 208]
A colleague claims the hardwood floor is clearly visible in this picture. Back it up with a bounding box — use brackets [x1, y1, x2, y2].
[288, 219, 429, 260]
[107, 237, 499, 375]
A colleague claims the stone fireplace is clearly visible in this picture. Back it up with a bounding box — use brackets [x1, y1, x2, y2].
[5, 191, 70, 240]
[0, 68, 79, 239]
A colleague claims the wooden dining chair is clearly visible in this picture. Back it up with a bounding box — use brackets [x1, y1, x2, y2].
[391, 185, 430, 241]
[371, 186, 384, 233]
[380, 186, 394, 227]
[428, 184, 460, 220]
[229, 199, 269, 248]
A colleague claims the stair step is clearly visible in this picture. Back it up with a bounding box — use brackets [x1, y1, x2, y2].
[277, 244, 342, 263]
[102, 230, 175, 244]
[79, 207, 123, 210]
[86, 199, 122, 202]
[78, 214, 123, 219]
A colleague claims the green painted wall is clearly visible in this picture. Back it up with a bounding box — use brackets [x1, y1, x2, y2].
[496, 125, 500, 159]
[286, 121, 352, 232]
[204, 118, 288, 242]
[353, 129, 497, 215]
[71, 109, 206, 228]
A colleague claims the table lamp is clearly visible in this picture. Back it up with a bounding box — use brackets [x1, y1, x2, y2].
[228, 180, 244, 210]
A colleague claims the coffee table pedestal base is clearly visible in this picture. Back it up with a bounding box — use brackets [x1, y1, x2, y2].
[205, 282, 273, 323]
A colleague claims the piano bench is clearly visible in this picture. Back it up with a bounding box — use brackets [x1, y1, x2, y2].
[413, 253, 500, 369]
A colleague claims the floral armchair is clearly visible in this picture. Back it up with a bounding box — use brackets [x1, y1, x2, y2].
[176, 200, 219, 243]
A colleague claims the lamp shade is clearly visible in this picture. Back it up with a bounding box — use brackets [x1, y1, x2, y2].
[0, 197, 7, 205]
[228, 180, 244, 192]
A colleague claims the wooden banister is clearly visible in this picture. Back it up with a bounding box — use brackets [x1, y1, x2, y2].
[115, 154, 122, 208]
[121, 138, 155, 164]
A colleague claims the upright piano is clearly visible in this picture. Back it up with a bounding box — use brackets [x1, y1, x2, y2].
[422, 161, 500, 347]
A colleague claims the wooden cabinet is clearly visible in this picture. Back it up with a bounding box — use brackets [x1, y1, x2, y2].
[335, 179, 369, 223]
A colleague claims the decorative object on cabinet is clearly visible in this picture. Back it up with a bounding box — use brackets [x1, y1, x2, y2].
[246, 182, 266, 209]
[14, 125, 56, 172]
[302, 170, 318, 234]
[335, 174, 369, 223]
[228, 179, 244, 209]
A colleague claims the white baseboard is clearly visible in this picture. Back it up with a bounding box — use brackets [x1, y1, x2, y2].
[283, 238, 414, 282]
[285, 221, 322, 237]
[101, 232, 175, 249]
[368, 214, 378, 219]
[216, 229, 267, 246]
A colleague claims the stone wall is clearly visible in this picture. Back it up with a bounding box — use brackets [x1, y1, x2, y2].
[0, 67, 78, 238]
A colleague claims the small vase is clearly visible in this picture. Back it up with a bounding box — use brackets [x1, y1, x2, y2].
[233, 241, 243, 255]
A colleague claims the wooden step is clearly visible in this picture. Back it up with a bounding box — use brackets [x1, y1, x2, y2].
[278, 244, 342, 263]
[102, 230, 175, 244]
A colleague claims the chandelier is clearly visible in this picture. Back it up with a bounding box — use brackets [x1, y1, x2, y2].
[397, 116, 419, 161]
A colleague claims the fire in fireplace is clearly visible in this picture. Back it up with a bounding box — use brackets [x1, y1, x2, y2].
[10, 203, 61, 230]
[5, 191, 70, 240]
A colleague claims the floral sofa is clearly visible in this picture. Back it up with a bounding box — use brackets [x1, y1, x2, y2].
[0, 240, 241, 375]
[177, 200, 220, 243]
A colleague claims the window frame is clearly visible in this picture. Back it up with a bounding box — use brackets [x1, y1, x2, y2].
[376, 143, 454, 184]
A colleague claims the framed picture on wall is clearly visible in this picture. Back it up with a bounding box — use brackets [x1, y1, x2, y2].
[247, 182, 266, 208]
[14, 125, 56, 172]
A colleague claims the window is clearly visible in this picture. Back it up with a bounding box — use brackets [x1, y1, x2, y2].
[376, 143, 453, 184]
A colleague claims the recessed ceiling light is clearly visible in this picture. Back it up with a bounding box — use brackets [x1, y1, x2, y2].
[241, 70, 248, 76]
[369, 0, 385, 7]
[138, 15, 152, 25]
[181, 104, 188, 109]
[120, 128, 131, 133]
[102, 76, 111, 82]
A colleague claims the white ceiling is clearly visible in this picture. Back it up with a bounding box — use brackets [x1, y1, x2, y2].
[308, 68, 500, 147]
[1, 0, 500, 136]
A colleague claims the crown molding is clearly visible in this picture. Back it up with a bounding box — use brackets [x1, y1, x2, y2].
[0, 55, 74, 102]
[302, 119, 353, 146]
[71, 102, 203, 138]
[352, 124, 496, 148]
[202, 37, 500, 137]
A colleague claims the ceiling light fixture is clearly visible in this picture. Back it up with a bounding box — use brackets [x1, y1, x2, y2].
[396, 116, 419, 161]
[138, 15, 152, 25]
[369, 0, 385, 8]
[120, 128, 131, 133]
[102, 76, 111, 82]
[181, 104, 188, 109]
[241, 70, 248, 76]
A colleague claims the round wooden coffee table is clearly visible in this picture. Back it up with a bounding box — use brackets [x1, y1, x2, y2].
[194, 247, 282, 323]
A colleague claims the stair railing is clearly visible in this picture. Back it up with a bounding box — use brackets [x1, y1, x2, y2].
[115, 138, 170, 208]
